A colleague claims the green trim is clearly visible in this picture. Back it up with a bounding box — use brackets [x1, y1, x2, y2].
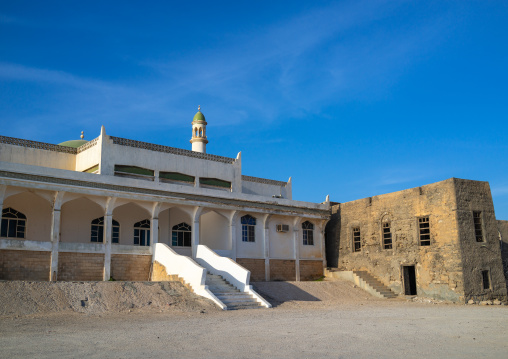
[160, 171, 195, 183]
[114, 165, 154, 176]
[83, 164, 99, 173]
[200, 177, 231, 189]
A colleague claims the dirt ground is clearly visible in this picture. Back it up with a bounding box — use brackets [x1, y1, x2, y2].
[1, 280, 507, 359]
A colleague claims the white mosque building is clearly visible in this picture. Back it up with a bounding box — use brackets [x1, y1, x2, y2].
[0, 107, 329, 309]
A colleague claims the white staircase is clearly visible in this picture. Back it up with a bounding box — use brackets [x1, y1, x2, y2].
[205, 272, 263, 310]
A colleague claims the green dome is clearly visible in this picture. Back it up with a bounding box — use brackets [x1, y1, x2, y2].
[192, 106, 206, 123]
[58, 139, 88, 148]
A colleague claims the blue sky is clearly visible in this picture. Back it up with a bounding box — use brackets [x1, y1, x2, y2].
[1, 1, 508, 218]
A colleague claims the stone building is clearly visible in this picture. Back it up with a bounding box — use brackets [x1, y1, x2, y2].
[0, 108, 329, 296]
[326, 178, 507, 302]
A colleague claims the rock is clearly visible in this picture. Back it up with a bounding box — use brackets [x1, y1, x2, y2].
[467, 299, 475, 305]
[493, 299, 501, 305]
[479, 300, 492, 306]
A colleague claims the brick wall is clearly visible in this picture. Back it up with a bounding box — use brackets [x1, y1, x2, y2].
[236, 258, 265, 281]
[0, 250, 50, 281]
[299, 260, 323, 281]
[58, 252, 104, 281]
[111, 254, 151, 281]
[269, 259, 296, 281]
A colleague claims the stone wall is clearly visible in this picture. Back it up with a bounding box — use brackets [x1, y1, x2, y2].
[269, 259, 296, 281]
[498, 220, 508, 285]
[0, 250, 50, 280]
[299, 260, 323, 281]
[454, 179, 507, 301]
[57, 252, 104, 281]
[325, 204, 340, 267]
[332, 179, 465, 302]
[236, 258, 265, 281]
[111, 254, 151, 281]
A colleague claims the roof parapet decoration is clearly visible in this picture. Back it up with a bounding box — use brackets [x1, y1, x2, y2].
[242, 175, 287, 187]
[109, 136, 235, 164]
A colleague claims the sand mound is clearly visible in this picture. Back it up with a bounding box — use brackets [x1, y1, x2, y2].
[0, 281, 218, 317]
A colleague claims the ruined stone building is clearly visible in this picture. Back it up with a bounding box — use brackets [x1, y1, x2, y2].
[325, 178, 507, 302]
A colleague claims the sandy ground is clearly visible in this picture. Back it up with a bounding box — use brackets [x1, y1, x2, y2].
[1, 280, 507, 359]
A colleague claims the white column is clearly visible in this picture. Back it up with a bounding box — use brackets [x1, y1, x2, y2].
[150, 202, 161, 247]
[293, 217, 302, 281]
[102, 197, 116, 281]
[229, 211, 238, 260]
[0, 185, 6, 235]
[262, 214, 271, 281]
[191, 207, 203, 258]
[50, 192, 65, 281]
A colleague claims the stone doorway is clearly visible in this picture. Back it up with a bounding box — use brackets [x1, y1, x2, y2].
[402, 265, 417, 295]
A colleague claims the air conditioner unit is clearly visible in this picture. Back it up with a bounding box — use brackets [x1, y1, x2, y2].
[276, 224, 290, 233]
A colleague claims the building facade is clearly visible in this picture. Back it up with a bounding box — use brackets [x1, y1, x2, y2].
[0, 109, 329, 283]
[326, 178, 507, 302]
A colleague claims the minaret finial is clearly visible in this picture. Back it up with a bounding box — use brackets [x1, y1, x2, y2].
[80, 131, 84, 140]
[198, 105, 201, 112]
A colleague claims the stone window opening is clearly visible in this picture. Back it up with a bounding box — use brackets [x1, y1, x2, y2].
[172, 222, 191, 247]
[134, 219, 151, 246]
[194, 128, 198, 137]
[473, 211, 484, 242]
[1, 207, 26, 239]
[241, 215, 256, 242]
[418, 217, 431, 246]
[302, 221, 314, 245]
[91, 217, 120, 243]
[199, 128, 203, 137]
[382, 221, 392, 249]
[352, 227, 361, 252]
[481, 269, 491, 290]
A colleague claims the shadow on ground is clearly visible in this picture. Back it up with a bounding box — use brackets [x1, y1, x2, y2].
[251, 282, 320, 307]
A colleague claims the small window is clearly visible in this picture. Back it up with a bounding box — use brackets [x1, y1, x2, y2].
[382, 222, 392, 249]
[172, 222, 191, 247]
[481, 270, 491, 290]
[134, 219, 151, 246]
[1, 207, 26, 239]
[241, 215, 256, 242]
[473, 211, 484, 242]
[352, 227, 361, 252]
[418, 217, 430, 246]
[91, 217, 120, 243]
[302, 221, 314, 245]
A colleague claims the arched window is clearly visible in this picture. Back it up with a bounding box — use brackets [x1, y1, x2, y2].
[382, 220, 392, 249]
[91, 217, 120, 243]
[302, 221, 314, 245]
[172, 222, 191, 247]
[199, 127, 203, 137]
[134, 219, 150, 246]
[241, 215, 256, 242]
[1, 207, 26, 239]
[194, 128, 198, 137]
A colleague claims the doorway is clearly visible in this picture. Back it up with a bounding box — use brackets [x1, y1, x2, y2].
[402, 265, 417, 295]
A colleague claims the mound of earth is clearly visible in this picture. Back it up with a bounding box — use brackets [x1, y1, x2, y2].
[0, 280, 218, 317]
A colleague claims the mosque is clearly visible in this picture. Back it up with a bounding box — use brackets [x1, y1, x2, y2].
[0, 107, 329, 309]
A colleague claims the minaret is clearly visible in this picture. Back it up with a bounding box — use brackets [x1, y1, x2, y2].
[190, 105, 208, 153]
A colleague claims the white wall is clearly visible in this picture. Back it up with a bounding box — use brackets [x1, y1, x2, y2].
[299, 220, 322, 259]
[200, 211, 230, 250]
[0, 143, 75, 170]
[268, 215, 295, 259]
[235, 211, 264, 258]
[242, 180, 290, 199]
[60, 197, 104, 243]
[75, 139, 101, 172]
[2, 191, 52, 242]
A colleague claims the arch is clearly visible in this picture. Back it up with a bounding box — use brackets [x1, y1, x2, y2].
[112, 202, 151, 245]
[2, 191, 52, 242]
[241, 214, 256, 242]
[1, 207, 27, 238]
[134, 219, 150, 246]
[302, 220, 314, 245]
[172, 222, 191, 247]
[200, 210, 230, 250]
[61, 197, 104, 243]
[199, 127, 203, 137]
[194, 127, 198, 137]
[90, 217, 120, 243]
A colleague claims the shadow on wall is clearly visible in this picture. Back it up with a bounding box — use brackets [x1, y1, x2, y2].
[251, 282, 320, 307]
